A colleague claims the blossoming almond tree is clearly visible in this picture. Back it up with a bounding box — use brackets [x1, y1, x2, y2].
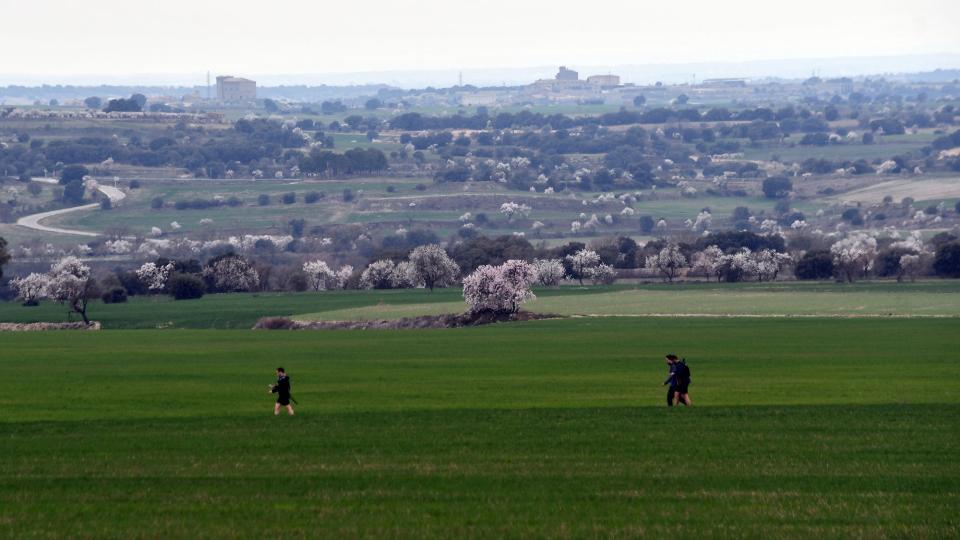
[565, 249, 601, 286]
[302, 260, 338, 291]
[10, 272, 49, 306]
[45, 256, 97, 324]
[360, 260, 397, 289]
[830, 233, 878, 282]
[462, 259, 536, 315]
[136, 262, 175, 292]
[645, 244, 686, 282]
[407, 244, 460, 291]
[532, 258, 565, 286]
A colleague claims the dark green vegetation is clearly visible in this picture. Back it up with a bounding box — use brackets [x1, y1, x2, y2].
[3, 281, 960, 329]
[2, 317, 958, 537]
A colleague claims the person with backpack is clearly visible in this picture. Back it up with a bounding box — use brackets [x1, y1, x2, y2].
[673, 357, 692, 406]
[268, 367, 295, 416]
[663, 354, 679, 407]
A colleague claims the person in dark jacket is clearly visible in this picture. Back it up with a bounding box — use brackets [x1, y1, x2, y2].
[673, 358, 692, 406]
[269, 367, 295, 416]
[663, 354, 679, 407]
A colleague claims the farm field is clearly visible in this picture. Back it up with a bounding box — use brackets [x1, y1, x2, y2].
[2, 317, 958, 537]
[293, 280, 960, 321]
[740, 132, 938, 162]
[2, 281, 958, 329]
[20, 174, 830, 239]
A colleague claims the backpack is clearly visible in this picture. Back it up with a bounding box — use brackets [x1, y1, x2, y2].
[677, 360, 692, 384]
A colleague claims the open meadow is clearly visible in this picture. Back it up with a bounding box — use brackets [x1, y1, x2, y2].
[1, 282, 959, 537]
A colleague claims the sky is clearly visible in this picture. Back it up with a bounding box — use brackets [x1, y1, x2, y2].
[3, 0, 959, 85]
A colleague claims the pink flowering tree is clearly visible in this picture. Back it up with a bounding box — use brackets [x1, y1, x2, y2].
[462, 259, 536, 315]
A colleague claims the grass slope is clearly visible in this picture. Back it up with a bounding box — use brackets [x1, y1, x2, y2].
[2, 317, 958, 537]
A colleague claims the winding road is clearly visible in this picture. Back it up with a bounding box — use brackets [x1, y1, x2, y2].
[16, 183, 127, 237]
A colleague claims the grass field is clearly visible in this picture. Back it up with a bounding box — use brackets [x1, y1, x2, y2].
[3, 281, 959, 330]
[2, 316, 958, 537]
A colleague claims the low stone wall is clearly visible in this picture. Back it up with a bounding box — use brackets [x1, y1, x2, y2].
[0, 321, 101, 331]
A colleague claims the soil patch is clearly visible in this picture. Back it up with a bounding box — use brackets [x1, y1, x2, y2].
[0, 321, 101, 331]
[254, 311, 556, 330]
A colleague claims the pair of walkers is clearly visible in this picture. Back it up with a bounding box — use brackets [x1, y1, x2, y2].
[663, 354, 692, 407]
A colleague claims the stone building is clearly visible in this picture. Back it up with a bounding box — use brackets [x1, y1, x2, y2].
[216, 76, 256, 102]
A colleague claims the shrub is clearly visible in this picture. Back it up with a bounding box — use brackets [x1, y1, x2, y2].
[129, 180, 141, 189]
[169, 273, 205, 300]
[281, 192, 296, 205]
[150, 197, 164, 209]
[101, 287, 128, 304]
[100, 198, 112, 210]
[254, 317, 299, 330]
[304, 191, 323, 204]
[342, 189, 355, 202]
[226, 196, 242, 207]
[258, 194, 271, 206]
[762, 176, 792, 199]
[794, 250, 834, 280]
[933, 242, 960, 278]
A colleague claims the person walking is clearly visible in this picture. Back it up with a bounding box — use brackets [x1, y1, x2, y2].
[663, 354, 679, 407]
[269, 367, 295, 416]
[673, 357, 692, 406]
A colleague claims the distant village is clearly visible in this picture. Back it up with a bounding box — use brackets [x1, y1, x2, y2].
[0, 65, 917, 114]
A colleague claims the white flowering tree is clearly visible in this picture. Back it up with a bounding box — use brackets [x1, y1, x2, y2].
[718, 249, 757, 282]
[407, 244, 460, 291]
[10, 272, 50, 306]
[462, 259, 536, 315]
[499, 202, 532, 222]
[898, 254, 922, 282]
[533, 258, 565, 286]
[692, 210, 712, 232]
[45, 256, 97, 324]
[753, 249, 793, 282]
[136, 262, 174, 292]
[645, 244, 687, 282]
[391, 261, 416, 288]
[588, 263, 617, 285]
[302, 260, 339, 291]
[360, 260, 397, 289]
[830, 233, 878, 282]
[691, 246, 724, 282]
[565, 249, 601, 286]
[203, 255, 260, 292]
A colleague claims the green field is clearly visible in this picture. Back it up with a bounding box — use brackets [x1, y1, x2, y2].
[295, 281, 960, 321]
[3, 281, 959, 330]
[2, 316, 958, 537]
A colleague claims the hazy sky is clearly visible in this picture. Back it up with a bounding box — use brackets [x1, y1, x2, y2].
[3, 0, 959, 82]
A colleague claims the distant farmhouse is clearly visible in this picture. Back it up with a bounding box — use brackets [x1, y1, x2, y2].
[216, 76, 256, 103]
